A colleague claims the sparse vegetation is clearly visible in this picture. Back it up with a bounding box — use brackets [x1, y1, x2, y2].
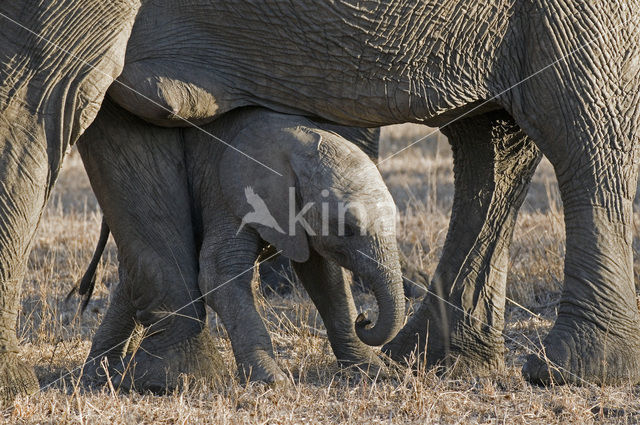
[7, 125, 640, 423]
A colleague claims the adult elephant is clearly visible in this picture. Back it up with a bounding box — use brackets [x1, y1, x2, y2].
[0, 0, 638, 401]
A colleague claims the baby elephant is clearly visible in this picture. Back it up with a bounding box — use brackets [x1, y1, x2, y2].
[80, 107, 404, 385]
[186, 108, 404, 383]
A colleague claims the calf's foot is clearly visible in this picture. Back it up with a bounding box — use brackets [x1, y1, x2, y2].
[383, 296, 505, 376]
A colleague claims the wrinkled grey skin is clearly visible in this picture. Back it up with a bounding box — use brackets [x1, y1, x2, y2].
[385, 112, 543, 376]
[0, 0, 140, 402]
[78, 104, 400, 386]
[189, 108, 402, 383]
[102, 0, 640, 386]
[0, 0, 639, 400]
[76, 97, 228, 393]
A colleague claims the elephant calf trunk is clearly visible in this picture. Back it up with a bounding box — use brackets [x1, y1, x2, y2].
[354, 262, 405, 346]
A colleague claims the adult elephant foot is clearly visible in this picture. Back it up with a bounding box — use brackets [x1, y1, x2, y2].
[0, 353, 39, 405]
[523, 314, 640, 386]
[384, 112, 540, 377]
[113, 326, 227, 393]
[382, 293, 506, 376]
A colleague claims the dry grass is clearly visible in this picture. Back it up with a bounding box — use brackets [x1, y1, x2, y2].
[6, 125, 640, 423]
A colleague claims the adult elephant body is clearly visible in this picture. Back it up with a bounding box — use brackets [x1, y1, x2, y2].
[112, 0, 515, 127]
[0, 0, 638, 400]
[96, 0, 640, 386]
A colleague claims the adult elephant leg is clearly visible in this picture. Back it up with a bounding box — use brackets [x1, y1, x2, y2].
[0, 0, 137, 404]
[0, 140, 48, 402]
[511, 7, 640, 385]
[384, 111, 541, 374]
[292, 249, 386, 377]
[78, 99, 226, 393]
[520, 134, 640, 385]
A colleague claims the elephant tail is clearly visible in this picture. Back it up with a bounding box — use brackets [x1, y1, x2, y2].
[66, 215, 110, 312]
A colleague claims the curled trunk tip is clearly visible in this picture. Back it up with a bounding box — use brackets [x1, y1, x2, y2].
[354, 267, 405, 346]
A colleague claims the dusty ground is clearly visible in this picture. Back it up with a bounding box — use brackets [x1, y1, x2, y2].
[6, 124, 640, 424]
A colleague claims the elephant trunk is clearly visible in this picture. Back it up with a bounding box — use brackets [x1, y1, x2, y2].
[354, 245, 405, 347]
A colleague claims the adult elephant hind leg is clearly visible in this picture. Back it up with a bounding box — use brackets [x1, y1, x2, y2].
[77, 99, 226, 393]
[81, 271, 137, 386]
[383, 111, 541, 375]
[292, 250, 387, 379]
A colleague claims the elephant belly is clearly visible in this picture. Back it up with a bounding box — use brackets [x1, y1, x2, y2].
[109, 58, 487, 129]
[107, 0, 512, 128]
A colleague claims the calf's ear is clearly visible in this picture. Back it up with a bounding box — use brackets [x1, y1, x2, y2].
[219, 126, 310, 263]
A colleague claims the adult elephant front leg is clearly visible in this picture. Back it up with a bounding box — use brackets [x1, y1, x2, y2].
[384, 111, 541, 374]
[512, 6, 640, 384]
[78, 99, 226, 393]
[519, 117, 640, 385]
